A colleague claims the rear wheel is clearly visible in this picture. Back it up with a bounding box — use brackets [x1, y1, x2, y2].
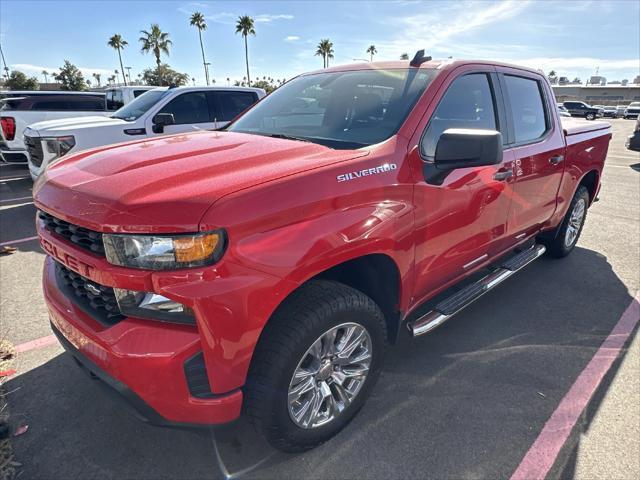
[585, 112, 596, 120]
[244, 280, 386, 452]
[540, 186, 590, 258]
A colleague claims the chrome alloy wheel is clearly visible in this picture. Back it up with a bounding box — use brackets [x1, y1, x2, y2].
[287, 322, 372, 429]
[565, 198, 586, 248]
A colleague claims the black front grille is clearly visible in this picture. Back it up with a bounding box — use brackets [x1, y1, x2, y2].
[39, 210, 105, 256]
[184, 352, 215, 398]
[24, 135, 44, 167]
[55, 262, 124, 325]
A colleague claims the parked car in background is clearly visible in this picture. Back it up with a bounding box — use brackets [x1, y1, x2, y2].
[624, 102, 640, 119]
[557, 104, 571, 117]
[105, 86, 155, 111]
[25, 86, 265, 180]
[0, 91, 107, 164]
[563, 101, 603, 120]
[34, 57, 611, 452]
[616, 105, 627, 118]
[602, 106, 618, 118]
[626, 116, 640, 151]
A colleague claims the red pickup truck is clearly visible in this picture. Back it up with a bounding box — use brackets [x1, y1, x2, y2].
[34, 54, 611, 452]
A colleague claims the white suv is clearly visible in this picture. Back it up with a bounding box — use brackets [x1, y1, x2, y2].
[25, 86, 265, 180]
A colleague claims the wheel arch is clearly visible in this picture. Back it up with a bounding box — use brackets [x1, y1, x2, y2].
[578, 169, 600, 205]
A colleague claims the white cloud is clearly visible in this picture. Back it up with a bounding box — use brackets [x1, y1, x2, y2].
[254, 14, 294, 23]
[378, 0, 531, 58]
[284, 35, 300, 42]
[10, 63, 114, 79]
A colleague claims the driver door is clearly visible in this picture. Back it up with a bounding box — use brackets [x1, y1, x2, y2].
[411, 70, 515, 301]
[146, 91, 216, 136]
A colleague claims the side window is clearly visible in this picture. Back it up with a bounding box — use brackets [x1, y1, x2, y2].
[503, 75, 548, 144]
[158, 92, 210, 124]
[421, 73, 497, 158]
[133, 89, 148, 98]
[214, 91, 258, 121]
[106, 90, 124, 110]
[68, 96, 105, 111]
[31, 97, 70, 110]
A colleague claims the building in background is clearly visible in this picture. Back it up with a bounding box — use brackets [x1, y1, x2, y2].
[553, 84, 640, 106]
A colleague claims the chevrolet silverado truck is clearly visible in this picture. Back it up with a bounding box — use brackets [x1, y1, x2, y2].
[34, 53, 611, 452]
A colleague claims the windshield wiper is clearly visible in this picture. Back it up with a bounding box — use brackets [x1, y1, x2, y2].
[263, 133, 313, 143]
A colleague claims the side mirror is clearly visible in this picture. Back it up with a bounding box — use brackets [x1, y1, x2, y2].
[152, 113, 175, 133]
[434, 129, 503, 170]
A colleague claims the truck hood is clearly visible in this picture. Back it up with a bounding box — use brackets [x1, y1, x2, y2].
[27, 115, 124, 135]
[33, 131, 368, 233]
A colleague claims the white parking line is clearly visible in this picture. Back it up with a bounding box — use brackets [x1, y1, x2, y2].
[0, 195, 33, 203]
[0, 175, 30, 182]
[0, 235, 39, 247]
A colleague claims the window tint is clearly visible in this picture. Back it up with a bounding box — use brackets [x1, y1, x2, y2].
[158, 92, 210, 124]
[504, 75, 548, 144]
[421, 73, 497, 158]
[106, 90, 124, 110]
[133, 89, 148, 98]
[214, 91, 258, 121]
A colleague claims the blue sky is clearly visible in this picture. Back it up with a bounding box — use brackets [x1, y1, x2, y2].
[1, 0, 638, 86]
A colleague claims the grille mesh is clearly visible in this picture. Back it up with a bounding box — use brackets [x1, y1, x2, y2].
[39, 210, 105, 255]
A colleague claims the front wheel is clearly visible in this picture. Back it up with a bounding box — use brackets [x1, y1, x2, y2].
[244, 280, 386, 452]
[540, 186, 590, 258]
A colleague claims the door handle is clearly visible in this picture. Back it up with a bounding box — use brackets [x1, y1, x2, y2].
[493, 169, 513, 181]
[549, 155, 564, 165]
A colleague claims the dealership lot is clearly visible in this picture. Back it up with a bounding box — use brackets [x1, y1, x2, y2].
[1, 120, 638, 479]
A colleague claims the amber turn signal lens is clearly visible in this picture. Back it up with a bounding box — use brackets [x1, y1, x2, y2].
[174, 233, 220, 263]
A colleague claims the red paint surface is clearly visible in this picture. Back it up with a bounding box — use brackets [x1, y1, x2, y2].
[511, 295, 640, 480]
[32, 60, 611, 425]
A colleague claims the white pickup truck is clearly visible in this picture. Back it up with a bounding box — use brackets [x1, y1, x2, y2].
[0, 91, 107, 163]
[0, 87, 154, 164]
[25, 86, 265, 180]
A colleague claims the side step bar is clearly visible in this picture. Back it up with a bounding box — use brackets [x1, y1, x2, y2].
[408, 244, 546, 337]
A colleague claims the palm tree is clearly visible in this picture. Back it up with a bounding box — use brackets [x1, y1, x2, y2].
[315, 39, 334, 68]
[108, 34, 128, 86]
[366, 45, 377, 62]
[189, 12, 210, 86]
[235, 16, 255, 86]
[400, 53, 409, 60]
[139, 24, 172, 69]
[92, 72, 101, 87]
[41, 70, 49, 83]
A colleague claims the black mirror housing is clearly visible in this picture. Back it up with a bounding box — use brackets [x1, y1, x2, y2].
[434, 129, 503, 170]
[152, 113, 176, 133]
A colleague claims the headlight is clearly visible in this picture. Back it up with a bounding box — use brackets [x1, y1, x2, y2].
[114, 289, 195, 324]
[43, 136, 76, 163]
[103, 230, 226, 270]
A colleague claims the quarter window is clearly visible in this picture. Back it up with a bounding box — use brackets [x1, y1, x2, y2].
[504, 75, 548, 144]
[421, 73, 497, 158]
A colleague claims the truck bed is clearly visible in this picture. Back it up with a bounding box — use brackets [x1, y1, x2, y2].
[561, 117, 611, 136]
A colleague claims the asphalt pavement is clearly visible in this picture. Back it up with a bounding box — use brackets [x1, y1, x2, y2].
[0, 119, 638, 479]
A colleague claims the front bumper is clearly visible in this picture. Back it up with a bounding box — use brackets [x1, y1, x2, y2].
[0, 148, 28, 164]
[626, 132, 640, 152]
[44, 256, 243, 425]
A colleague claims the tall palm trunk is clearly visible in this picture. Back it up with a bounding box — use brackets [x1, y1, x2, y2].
[198, 29, 209, 85]
[117, 47, 127, 86]
[244, 35, 250, 86]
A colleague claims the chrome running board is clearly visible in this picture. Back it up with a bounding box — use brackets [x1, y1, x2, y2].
[408, 244, 546, 337]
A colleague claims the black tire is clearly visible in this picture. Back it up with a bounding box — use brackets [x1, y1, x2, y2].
[585, 112, 596, 120]
[244, 280, 387, 452]
[540, 186, 590, 258]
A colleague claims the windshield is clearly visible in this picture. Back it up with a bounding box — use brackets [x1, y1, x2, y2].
[227, 68, 436, 149]
[111, 89, 168, 121]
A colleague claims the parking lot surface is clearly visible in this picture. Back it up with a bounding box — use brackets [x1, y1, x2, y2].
[1, 119, 638, 479]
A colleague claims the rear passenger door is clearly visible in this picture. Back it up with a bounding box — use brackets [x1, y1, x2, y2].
[208, 91, 259, 127]
[498, 69, 565, 238]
